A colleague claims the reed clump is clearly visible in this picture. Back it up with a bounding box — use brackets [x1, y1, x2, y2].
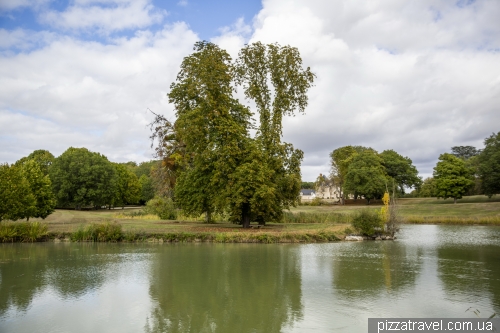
[0, 221, 48, 242]
[71, 222, 123, 242]
[282, 211, 351, 224]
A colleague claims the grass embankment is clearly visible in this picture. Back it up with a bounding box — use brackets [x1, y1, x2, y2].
[0, 208, 345, 243]
[1, 195, 498, 243]
[291, 196, 500, 225]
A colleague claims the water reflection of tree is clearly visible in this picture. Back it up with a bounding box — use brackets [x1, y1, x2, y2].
[331, 242, 422, 298]
[437, 245, 500, 312]
[0, 243, 119, 314]
[144, 244, 303, 333]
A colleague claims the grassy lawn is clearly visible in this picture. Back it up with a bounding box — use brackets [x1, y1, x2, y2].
[289, 195, 500, 224]
[14, 194, 499, 243]
[28, 207, 347, 236]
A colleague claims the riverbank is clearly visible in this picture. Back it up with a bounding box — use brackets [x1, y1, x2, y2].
[2, 195, 499, 243]
[0, 221, 345, 243]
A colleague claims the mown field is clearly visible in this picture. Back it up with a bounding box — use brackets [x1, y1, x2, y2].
[19, 196, 500, 236]
[292, 196, 500, 224]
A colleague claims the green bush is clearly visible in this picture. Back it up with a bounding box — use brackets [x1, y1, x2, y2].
[0, 221, 48, 242]
[310, 197, 323, 206]
[144, 197, 177, 220]
[351, 209, 382, 236]
[71, 222, 123, 242]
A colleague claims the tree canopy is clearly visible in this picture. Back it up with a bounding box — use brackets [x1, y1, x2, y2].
[153, 41, 314, 227]
[478, 132, 500, 198]
[344, 151, 387, 204]
[451, 146, 481, 160]
[113, 163, 141, 208]
[433, 153, 474, 203]
[380, 149, 421, 194]
[50, 147, 117, 209]
[0, 163, 36, 221]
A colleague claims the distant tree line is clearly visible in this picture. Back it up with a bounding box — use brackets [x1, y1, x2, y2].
[0, 147, 162, 221]
[328, 146, 421, 204]
[411, 131, 500, 202]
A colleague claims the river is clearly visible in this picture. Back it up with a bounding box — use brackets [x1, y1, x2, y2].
[0, 225, 499, 332]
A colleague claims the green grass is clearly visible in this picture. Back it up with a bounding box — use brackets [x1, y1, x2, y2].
[290, 195, 500, 225]
[0, 221, 48, 242]
[7, 195, 497, 243]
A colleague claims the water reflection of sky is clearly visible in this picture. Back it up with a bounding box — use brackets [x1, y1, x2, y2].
[291, 225, 500, 332]
[0, 226, 499, 333]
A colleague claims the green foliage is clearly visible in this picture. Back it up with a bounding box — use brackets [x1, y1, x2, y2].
[0, 221, 48, 242]
[0, 163, 36, 221]
[418, 177, 436, 197]
[70, 222, 123, 242]
[329, 146, 362, 203]
[282, 211, 351, 224]
[16, 149, 55, 176]
[310, 197, 323, 206]
[433, 153, 474, 202]
[300, 182, 315, 189]
[113, 163, 141, 207]
[163, 41, 314, 227]
[380, 149, 422, 194]
[344, 151, 387, 204]
[50, 147, 117, 209]
[145, 197, 177, 220]
[139, 174, 155, 204]
[478, 132, 500, 198]
[20, 160, 56, 219]
[451, 146, 481, 160]
[351, 209, 383, 236]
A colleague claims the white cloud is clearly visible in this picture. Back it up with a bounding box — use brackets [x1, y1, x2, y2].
[1, 0, 500, 184]
[39, 0, 166, 33]
[0, 22, 198, 162]
[0, 0, 49, 11]
[242, 0, 500, 181]
[211, 17, 252, 58]
[177, 0, 188, 7]
[0, 29, 57, 51]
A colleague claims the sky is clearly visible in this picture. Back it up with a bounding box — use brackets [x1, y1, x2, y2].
[1, 0, 499, 182]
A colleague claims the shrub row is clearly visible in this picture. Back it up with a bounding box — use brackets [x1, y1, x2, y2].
[0, 221, 48, 242]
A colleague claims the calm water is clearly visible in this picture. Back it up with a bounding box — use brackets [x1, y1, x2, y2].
[0, 225, 499, 333]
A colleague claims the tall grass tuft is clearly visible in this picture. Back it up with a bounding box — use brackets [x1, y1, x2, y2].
[71, 222, 123, 242]
[0, 221, 48, 242]
[282, 211, 351, 224]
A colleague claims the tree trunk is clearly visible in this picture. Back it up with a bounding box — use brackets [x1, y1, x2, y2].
[241, 203, 250, 228]
[367, 198, 371, 205]
[205, 211, 212, 224]
[454, 197, 457, 204]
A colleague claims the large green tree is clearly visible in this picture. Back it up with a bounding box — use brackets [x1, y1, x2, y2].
[113, 163, 141, 208]
[380, 149, 421, 194]
[478, 131, 500, 197]
[50, 147, 117, 209]
[157, 41, 314, 227]
[0, 163, 36, 221]
[233, 42, 313, 226]
[451, 146, 481, 160]
[418, 177, 436, 197]
[139, 174, 155, 204]
[344, 151, 387, 204]
[329, 146, 357, 204]
[167, 41, 251, 223]
[19, 160, 56, 220]
[15, 149, 55, 176]
[433, 153, 474, 203]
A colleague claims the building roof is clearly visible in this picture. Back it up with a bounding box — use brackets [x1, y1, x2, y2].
[300, 189, 315, 195]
